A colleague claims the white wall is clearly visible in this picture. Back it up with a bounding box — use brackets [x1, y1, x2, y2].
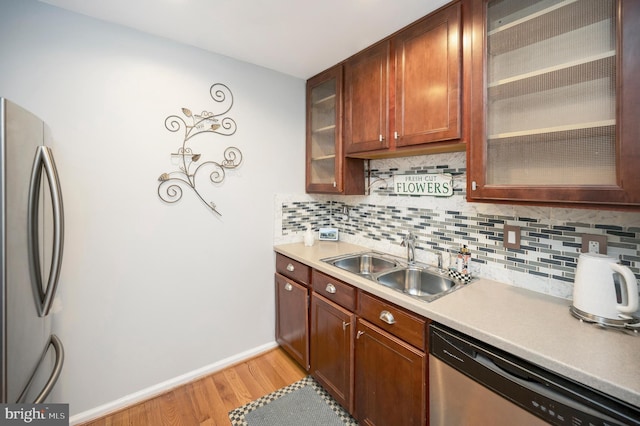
[0, 0, 306, 417]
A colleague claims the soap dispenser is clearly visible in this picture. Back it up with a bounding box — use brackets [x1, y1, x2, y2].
[304, 225, 315, 247]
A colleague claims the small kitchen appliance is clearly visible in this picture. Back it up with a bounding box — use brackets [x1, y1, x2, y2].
[570, 252, 639, 328]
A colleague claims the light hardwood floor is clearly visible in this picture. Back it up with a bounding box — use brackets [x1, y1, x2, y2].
[79, 347, 306, 426]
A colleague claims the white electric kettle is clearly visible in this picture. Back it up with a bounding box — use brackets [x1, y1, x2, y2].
[571, 253, 639, 324]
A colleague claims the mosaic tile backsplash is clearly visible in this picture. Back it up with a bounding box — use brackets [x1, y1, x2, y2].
[276, 152, 640, 300]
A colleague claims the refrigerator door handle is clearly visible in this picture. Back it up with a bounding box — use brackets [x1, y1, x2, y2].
[28, 146, 64, 317]
[16, 335, 65, 404]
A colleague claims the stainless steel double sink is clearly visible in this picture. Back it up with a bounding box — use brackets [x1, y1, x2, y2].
[322, 251, 467, 302]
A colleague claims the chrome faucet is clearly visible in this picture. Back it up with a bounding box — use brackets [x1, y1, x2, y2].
[434, 251, 444, 271]
[401, 232, 417, 264]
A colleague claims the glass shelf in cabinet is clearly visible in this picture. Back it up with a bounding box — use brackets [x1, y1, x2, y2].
[488, 0, 613, 55]
[312, 124, 336, 133]
[312, 93, 337, 107]
[488, 51, 614, 100]
[487, 120, 614, 142]
[311, 154, 337, 162]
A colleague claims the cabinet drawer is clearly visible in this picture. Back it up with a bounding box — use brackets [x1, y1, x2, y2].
[357, 291, 425, 349]
[312, 270, 356, 311]
[276, 253, 311, 286]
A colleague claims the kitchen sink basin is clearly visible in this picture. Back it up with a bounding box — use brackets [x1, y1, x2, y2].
[328, 252, 399, 277]
[322, 251, 469, 302]
[376, 267, 456, 298]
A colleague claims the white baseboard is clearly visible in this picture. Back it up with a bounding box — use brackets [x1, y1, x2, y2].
[69, 341, 279, 425]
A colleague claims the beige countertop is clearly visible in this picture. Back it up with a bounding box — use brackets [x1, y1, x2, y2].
[274, 241, 640, 408]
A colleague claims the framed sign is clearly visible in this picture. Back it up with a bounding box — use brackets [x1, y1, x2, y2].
[319, 228, 339, 241]
[393, 173, 453, 197]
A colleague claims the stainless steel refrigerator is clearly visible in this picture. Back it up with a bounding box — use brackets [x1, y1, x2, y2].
[0, 98, 64, 403]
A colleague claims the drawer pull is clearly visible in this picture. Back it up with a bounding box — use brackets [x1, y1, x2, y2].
[342, 321, 350, 331]
[356, 330, 365, 339]
[379, 310, 396, 325]
[325, 283, 336, 294]
[284, 283, 293, 291]
[286, 263, 295, 272]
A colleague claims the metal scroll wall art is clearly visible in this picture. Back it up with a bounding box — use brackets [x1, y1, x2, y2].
[157, 83, 243, 215]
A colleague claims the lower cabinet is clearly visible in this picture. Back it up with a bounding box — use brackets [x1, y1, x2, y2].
[274, 257, 428, 424]
[275, 272, 309, 370]
[354, 319, 427, 426]
[310, 293, 356, 412]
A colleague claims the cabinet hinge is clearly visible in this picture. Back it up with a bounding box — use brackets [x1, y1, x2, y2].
[394, 131, 399, 140]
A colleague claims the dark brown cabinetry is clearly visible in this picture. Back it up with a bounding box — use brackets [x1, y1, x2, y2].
[344, 1, 465, 158]
[306, 66, 364, 194]
[355, 319, 426, 426]
[310, 294, 355, 412]
[275, 254, 429, 423]
[344, 41, 391, 154]
[354, 292, 428, 426]
[275, 254, 311, 370]
[310, 270, 356, 412]
[394, 2, 462, 148]
[467, 0, 640, 208]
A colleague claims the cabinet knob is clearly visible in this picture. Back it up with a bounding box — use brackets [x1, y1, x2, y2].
[286, 263, 295, 272]
[325, 283, 337, 294]
[379, 310, 396, 325]
[284, 283, 293, 291]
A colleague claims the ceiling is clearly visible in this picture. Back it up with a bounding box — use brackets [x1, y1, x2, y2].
[38, 0, 450, 79]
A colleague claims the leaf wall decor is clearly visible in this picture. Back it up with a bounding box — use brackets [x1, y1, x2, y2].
[157, 83, 243, 216]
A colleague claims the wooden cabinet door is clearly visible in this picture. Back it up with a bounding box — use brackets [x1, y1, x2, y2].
[395, 2, 462, 147]
[354, 319, 427, 426]
[344, 41, 390, 154]
[306, 67, 343, 193]
[468, 0, 640, 208]
[306, 66, 365, 195]
[275, 273, 309, 370]
[310, 293, 356, 413]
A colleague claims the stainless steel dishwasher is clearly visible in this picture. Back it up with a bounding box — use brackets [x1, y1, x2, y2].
[429, 324, 640, 426]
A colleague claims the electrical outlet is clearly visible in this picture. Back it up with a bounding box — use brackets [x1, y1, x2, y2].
[503, 225, 521, 249]
[581, 234, 607, 254]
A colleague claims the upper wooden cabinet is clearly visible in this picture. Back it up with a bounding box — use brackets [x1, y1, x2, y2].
[395, 2, 462, 148]
[467, 0, 640, 208]
[306, 66, 364, 194]
[344, 1, 465, 158]
[344, 41, 391, 154]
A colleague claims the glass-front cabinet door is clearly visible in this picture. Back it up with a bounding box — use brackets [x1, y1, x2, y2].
[306, 66, 364, 194]
[468, 0, 640, 208]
